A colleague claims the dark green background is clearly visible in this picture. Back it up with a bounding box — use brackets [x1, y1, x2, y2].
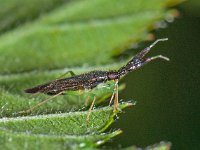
[110, 1, 200, 150]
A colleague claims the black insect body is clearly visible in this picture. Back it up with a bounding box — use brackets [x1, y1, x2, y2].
[22, 38, 169, 120]
[25, 71, 110, 95]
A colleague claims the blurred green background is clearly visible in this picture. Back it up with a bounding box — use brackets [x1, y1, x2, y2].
[111, 1, 200, 150]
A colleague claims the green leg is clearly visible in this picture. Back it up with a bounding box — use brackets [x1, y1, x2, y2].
[113, 80, 119, 113]
[57, 70, 76, 80]
[109, 80, 118, 107]
[18, 90, 84, 115]
[86, 95, 96, 123]
[18, 92, 64, 114]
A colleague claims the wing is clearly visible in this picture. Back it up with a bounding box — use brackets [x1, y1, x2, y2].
[24, 77, 81, 95]
[24, 71, 108, 95]
[25, 82, 51, 94]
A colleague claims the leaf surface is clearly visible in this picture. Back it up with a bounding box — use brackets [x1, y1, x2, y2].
[0, 0, 182, 74]
[0, 103, 132, 150]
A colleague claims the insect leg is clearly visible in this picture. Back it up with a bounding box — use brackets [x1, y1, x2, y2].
[84, 96, 90, 106]
[109, 91, 115, 106]
[109, 81, 118, 106]
[113, 80, 119, 113]
[18, 92, 63, 114]
[86, 96, 96, 123]
[56, 71, 76, 80]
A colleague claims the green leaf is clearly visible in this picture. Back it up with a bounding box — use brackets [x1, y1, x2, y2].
[0, 0, 71, 33]
[0, 130, 122, 150]
[0, 102, 132, 150]
[0, 0, 182, 74]
[0, 130, 121, 150]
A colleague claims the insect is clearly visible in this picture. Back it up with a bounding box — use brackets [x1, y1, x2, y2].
[21, 38, 169, 121]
